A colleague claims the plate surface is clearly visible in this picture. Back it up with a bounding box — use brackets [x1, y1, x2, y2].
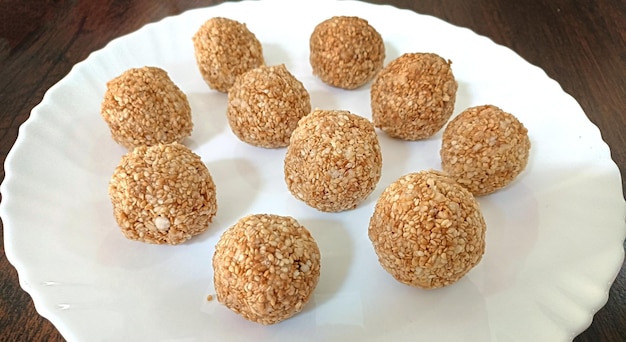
[2, 0, 625, 341]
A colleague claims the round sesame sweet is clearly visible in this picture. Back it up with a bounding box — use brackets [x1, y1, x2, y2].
[440, 104, 531, 196]
[108, 142, 217, 245]
[192, 17, 264, 93]
[284, 109, 382, 212]
[309, 16, 385, 89]
[212, 214, 321, 325]
[368, 170, 486, 289]
[371, 52, 458, 140]
[227, 64, 311, 148]
[100, 66, 193, 150]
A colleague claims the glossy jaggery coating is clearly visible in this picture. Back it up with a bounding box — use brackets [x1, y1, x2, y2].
[100, 66, 192, 150]
[108, 142, 217, 245]
[440, 104, 531, 196]
[368, 170, 486, 289]
[213, 214, 321, 325]
[309, 16, 385, 89]
[193, 17, 264, 92]
[227, 64, 311, 148]
[371, 53, 457, 140]
[284, 109, 382, 212]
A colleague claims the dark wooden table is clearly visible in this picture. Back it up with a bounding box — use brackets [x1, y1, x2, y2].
[1, 0, 624, 341]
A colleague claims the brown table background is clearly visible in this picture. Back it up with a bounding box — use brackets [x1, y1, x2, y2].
[1, 0, 624, 341]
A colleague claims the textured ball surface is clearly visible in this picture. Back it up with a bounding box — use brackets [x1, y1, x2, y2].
[440, 104, 531, 196]
[309, 16, 385, 89]
[284, 109, 382, 212]
[100, 66, 192, 150]
[108, 142, 217, 244]
[368, 170, 486, 289]
[371, 53, 457, 140]
[213, 214, 321, 325]
[227, 64, 311, 148]
[193, 17, 264, 92]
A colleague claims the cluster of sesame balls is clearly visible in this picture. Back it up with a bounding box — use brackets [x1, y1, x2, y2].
[100, 15, 530, 326]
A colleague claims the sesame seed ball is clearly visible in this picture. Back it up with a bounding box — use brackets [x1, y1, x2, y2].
[309, 16, 385, 89]
[371, 53, 458, 140]
[368, 170, 486, 289]
[100, 66, 193, 150]
[227, 64, 311, 148]
[192, 17, 264, 93]
[213, 214, 321, 325]
[108, 142, 217, 245]
[284, 109, 382, 212]
[440, 105, 531, 196]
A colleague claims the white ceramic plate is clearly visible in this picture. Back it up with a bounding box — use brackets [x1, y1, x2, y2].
[2, 0, 625, 341]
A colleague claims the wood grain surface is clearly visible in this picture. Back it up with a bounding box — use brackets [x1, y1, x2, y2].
[1, 0, 624, 341]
